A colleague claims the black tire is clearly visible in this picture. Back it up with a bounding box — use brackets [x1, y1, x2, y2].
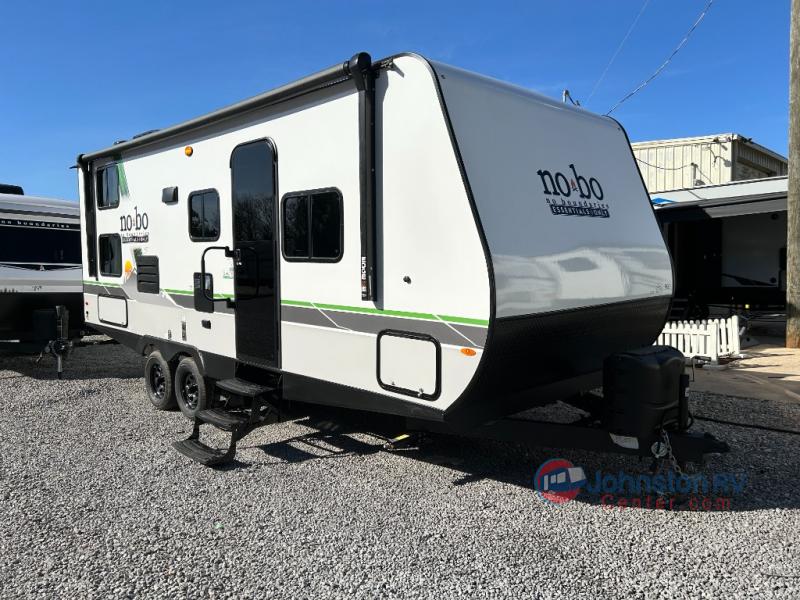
[144, 350, 176, 410]
[174, 356, 210, 419]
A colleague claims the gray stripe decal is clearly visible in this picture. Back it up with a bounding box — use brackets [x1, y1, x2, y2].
[84, 284, 129, 299]
[169, 294, 195, 309]
[167, 293, 235, 315]
[84, 285, 234, 314]
[281, 304, 487, 347]
[81, 291, 485, 345]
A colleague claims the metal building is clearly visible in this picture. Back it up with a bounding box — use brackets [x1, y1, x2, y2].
[631, 133, 787, 194]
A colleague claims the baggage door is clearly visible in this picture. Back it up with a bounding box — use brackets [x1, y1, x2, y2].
[230, 139, 279, 368]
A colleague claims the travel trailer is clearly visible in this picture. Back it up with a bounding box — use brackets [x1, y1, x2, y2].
[77, 52, 727, 466]
[0, 191, 84, 347]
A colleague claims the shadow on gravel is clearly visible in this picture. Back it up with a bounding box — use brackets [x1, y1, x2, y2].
[240, 398, 800, 514]
[256, 429, 382, 464]
[0, 340, 143, 381]
[405, 431, 800, 513]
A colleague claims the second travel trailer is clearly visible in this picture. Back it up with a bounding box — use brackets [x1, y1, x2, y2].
[76, 52, 727, 466]
[0, 189, 84, 349]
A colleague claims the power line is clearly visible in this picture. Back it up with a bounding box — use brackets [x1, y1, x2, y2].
[587, 0, 651, 104]
[606, 0, 715, 115]
[636, 157, 691, 171]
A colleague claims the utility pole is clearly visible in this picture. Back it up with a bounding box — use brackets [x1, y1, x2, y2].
[787, 0, 800, 347]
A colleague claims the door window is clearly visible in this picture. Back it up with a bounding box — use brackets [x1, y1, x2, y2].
[232, 143, 274, 242]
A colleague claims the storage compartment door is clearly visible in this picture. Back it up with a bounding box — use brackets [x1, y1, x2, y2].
[377, 331, 440, 400]
[98, 295, 128, 327]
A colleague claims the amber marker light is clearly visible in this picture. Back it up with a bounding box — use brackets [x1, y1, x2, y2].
[184, 146, 194, 156]
[461, 348, 477, 356]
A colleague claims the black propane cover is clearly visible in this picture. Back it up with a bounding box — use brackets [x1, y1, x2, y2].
[603, 345, 688, 439]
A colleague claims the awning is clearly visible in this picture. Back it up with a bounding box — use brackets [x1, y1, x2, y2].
[654, 191, 787, 223]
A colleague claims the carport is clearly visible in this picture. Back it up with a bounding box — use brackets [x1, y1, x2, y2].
[654, 177, 788, 318]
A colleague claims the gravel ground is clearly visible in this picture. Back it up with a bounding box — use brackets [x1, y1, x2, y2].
[0, 341, 798, 599]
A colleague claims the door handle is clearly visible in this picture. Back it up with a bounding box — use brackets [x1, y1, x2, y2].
[200, 245, 235, 307]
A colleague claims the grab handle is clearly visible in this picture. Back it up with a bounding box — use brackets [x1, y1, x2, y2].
[200, 246, 235, 306]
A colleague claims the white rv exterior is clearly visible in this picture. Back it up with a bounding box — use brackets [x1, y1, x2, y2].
[0, 193, 83, 342]
[77, 53, 672, 426]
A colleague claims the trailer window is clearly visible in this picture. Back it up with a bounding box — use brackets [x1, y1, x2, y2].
[283, 196, 309, 257]
[0, 224, 80, 264]
[188, 189, 220, 241]
[281, 188, 342, 262]
[96, 164, 120, 209]
[98, 234, 122, 276]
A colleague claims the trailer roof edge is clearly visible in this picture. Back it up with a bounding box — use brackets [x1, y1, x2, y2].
[81, 52, 376, 163]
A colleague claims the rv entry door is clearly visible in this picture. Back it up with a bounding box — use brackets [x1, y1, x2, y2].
[230, 140, 279, 368]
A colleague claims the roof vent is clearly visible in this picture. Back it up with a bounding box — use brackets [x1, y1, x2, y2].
[133, 129, 160, 139]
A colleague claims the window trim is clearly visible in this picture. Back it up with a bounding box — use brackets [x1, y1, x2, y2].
[280, 187, 343, 263]
[98, 233, 122, 277]
[187, 188, 221, 242]
[95, 163, 121, 210]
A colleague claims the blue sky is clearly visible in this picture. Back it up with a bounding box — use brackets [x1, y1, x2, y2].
[0, 0, 790, 201]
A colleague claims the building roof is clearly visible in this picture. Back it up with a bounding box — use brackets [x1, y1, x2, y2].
[631, 133, 787, 163]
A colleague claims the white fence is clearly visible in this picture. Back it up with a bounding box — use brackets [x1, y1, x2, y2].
[656, 316, 741, 363]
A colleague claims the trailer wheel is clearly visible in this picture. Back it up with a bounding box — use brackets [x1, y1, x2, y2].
[174, 356, 209, 419]
[144, 350, 176, 410]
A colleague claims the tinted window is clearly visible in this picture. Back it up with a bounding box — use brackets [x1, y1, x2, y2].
[281, 189, 342, 261]
[283, 195, 308, 258]
[0, 225, 80, 264]
[231, 142, 274, 242]
[96, 165, 120, 209]
[99, 234, 121, 276]
[188, 190, 220, 241]
[311, 191, 341, 259]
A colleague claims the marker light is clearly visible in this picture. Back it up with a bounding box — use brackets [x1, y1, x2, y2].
[184, 146, 193, 156]
[461, 348, 477, 356]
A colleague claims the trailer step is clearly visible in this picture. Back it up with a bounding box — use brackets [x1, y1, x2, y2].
[216, 378, 275, 398]
[198, 408, 249, 432]
[173, 438, 235, 467]
[173, 378, 283, 467]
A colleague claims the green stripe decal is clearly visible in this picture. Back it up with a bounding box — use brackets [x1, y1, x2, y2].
[117, 162, 130, 198]
[81, 287, 487, 326]
[85, 283, 231, 300]
[164, 288, 233, 300]
[281, 299, 314, 308]
[282, 299, 489, 327]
